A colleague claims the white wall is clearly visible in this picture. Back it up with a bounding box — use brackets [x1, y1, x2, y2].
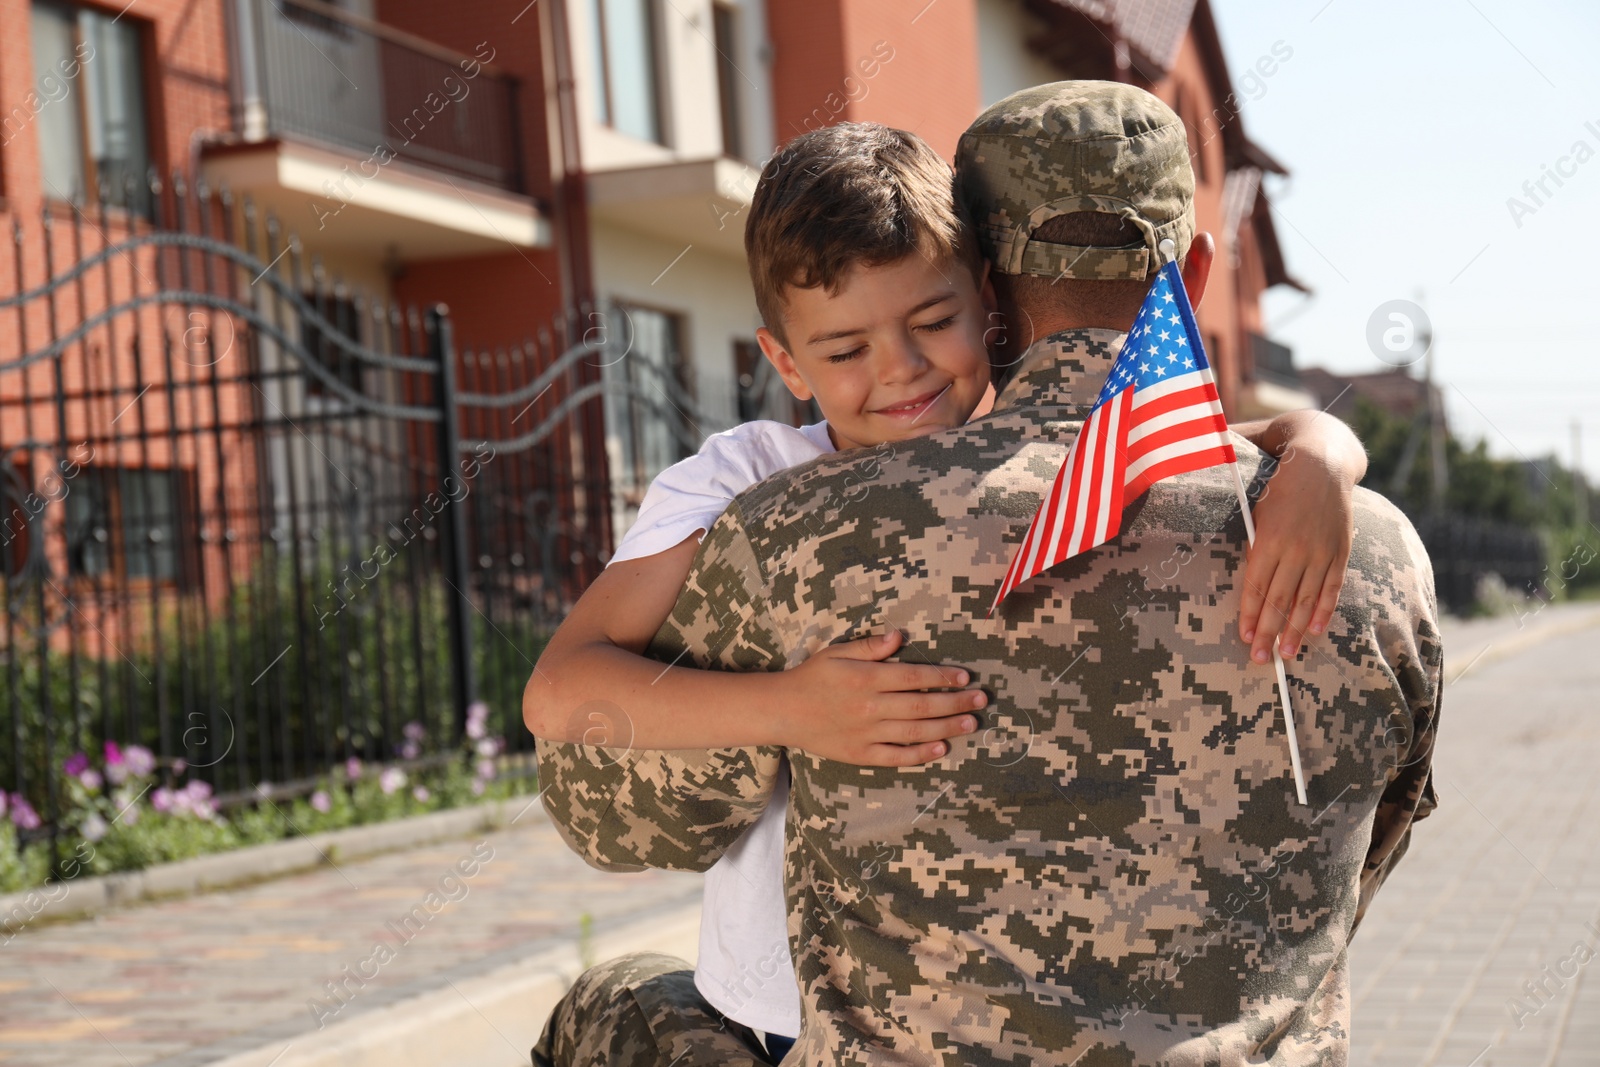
[591, 220, 765, 531]
[975, 0, 1065, 110]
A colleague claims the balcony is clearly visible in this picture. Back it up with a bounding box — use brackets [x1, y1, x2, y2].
[1239, 332, 1318, 418]
[210, 0, 546, 259]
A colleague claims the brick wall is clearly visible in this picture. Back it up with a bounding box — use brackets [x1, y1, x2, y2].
[376, 0, 566, 349]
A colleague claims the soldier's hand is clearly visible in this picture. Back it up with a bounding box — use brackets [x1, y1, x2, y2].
[781, 630, 985, 767]
[1239, 445, 1356, 663]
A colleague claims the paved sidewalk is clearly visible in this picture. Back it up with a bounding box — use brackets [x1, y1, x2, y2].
[0, 802, 702, 1067]
[1349, 604, 1600, 1066]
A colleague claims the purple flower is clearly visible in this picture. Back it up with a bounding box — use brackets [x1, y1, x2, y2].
[9, 795, 41, 831]
[378, 767, 406, 795]
[81, 812, 108, 843]
[345, 758, 364, 782]
[475, 758, 496, 781]
[469, 778, 486, 796]
[310, 790, 332, 814]
[104, 741, 124, 765]
[64, 753, 90, 777]
[402, 721, 426, 742]
[466, 702, 489, 740]
[185, 779, 213, 801]
[79, 768, 103, 792]
[412, 785, 430, 803]
[193, 798, 217, 821]
[171, 758, 187, 777]
[151, 787, 174, 814]
[399, 741, 420, 761]
[474, 737, 500, 759]
[123, 745, 156, 777]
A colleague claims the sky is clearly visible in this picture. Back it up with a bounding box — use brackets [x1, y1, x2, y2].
[1209, 0, 1600, 483]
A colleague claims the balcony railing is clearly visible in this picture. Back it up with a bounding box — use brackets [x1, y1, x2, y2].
[1249, 332, 1300, 388]
[237, 0, 523, 193]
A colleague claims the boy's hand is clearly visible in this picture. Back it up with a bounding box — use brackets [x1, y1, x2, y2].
[781, 630, 985, 767]
[1239, 446, 1356, 663]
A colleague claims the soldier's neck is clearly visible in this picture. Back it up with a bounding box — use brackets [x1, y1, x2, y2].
[992, 327, 1128, 413]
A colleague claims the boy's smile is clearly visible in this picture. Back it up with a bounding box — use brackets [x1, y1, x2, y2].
[757, 253, 995, 452]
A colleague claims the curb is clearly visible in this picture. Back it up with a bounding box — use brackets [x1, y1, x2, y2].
[154, 898, 704, 1067]
[1, 792, 545, 933]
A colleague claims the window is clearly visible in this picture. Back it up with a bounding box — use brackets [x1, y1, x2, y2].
[605, 304, 691, 499]
[2, 459, 37, 580]
[712, 3, 743, 159]
[588, 0, 663, 143]
[734, 339, 815, 426]
[299, 293, 364, 398]
[1174, 86, 1210, 186]
[31, 1, 152, 214]
[66, 467, 198, 587]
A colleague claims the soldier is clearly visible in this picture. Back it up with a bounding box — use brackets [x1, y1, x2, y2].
[534, 81, 1440, 1066]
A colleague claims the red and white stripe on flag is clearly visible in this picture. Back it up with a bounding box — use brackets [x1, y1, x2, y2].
[990, 365, 1236, 615]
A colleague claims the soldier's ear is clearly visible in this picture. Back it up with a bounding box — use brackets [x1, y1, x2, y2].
[977, 260, 998, 316]
[756, 327, 814, 401]
[1182, 232, 1215, 309]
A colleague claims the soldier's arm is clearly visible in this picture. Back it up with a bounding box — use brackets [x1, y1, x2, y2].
[1233, 411, 1369, 664]
[1353, 515, 1444, 928]
[534, 506, 787, 873]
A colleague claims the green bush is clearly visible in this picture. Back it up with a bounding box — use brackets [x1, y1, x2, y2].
[2, 555, 551, 832]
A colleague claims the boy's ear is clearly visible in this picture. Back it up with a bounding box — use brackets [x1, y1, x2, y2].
[1181, 232, 1215, 310]
[978, 260, 998, 316]
[756, 327, 813, 401]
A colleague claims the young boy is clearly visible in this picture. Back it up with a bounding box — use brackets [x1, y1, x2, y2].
[525, 123, 1365, 1064]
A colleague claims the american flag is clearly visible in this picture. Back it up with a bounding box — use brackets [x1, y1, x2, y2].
[991, 260, 1237, 613]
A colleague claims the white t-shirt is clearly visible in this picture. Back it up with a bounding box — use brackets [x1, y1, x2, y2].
[608, 418, 834, 1038]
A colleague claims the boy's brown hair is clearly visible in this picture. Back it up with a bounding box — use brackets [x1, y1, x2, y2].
[745, 123, 982, 343]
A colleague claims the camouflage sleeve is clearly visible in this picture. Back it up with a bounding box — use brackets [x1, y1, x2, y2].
[535, 505, 786, 873]
[1354, 518, 1444, 927]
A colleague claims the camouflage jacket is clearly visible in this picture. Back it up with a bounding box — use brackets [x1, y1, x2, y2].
[537, 328, 1442, 1066]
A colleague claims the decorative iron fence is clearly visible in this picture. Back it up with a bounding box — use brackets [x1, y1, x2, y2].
[1410, 511, 1547, 616]
[0, 173, 702, 865]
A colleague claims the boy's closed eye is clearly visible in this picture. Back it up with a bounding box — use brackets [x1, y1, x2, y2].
[825, 316, 960, 363]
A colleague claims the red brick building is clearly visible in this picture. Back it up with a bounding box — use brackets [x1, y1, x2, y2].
[2, 0, 1308, 554]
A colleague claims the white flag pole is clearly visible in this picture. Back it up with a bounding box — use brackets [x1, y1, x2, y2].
[1229, 464, 1309, 806]
[1156, 239, 1307, 806]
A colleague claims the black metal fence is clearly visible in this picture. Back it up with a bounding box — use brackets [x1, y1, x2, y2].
[0, 173, 700, 857]
[1411, 511, 1548, 616]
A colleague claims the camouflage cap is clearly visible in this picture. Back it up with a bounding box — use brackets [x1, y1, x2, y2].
[954, 80, 1195, 281]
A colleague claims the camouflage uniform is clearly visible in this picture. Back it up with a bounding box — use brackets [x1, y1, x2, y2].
[531, 952, 773, 1067]
[535, 83, 1441, 1065]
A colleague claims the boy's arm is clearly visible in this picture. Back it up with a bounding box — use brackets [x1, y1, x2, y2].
[1233, 410, 1369, 663]
[533, 510, 784, 873]
[523, 540, 979, 761]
